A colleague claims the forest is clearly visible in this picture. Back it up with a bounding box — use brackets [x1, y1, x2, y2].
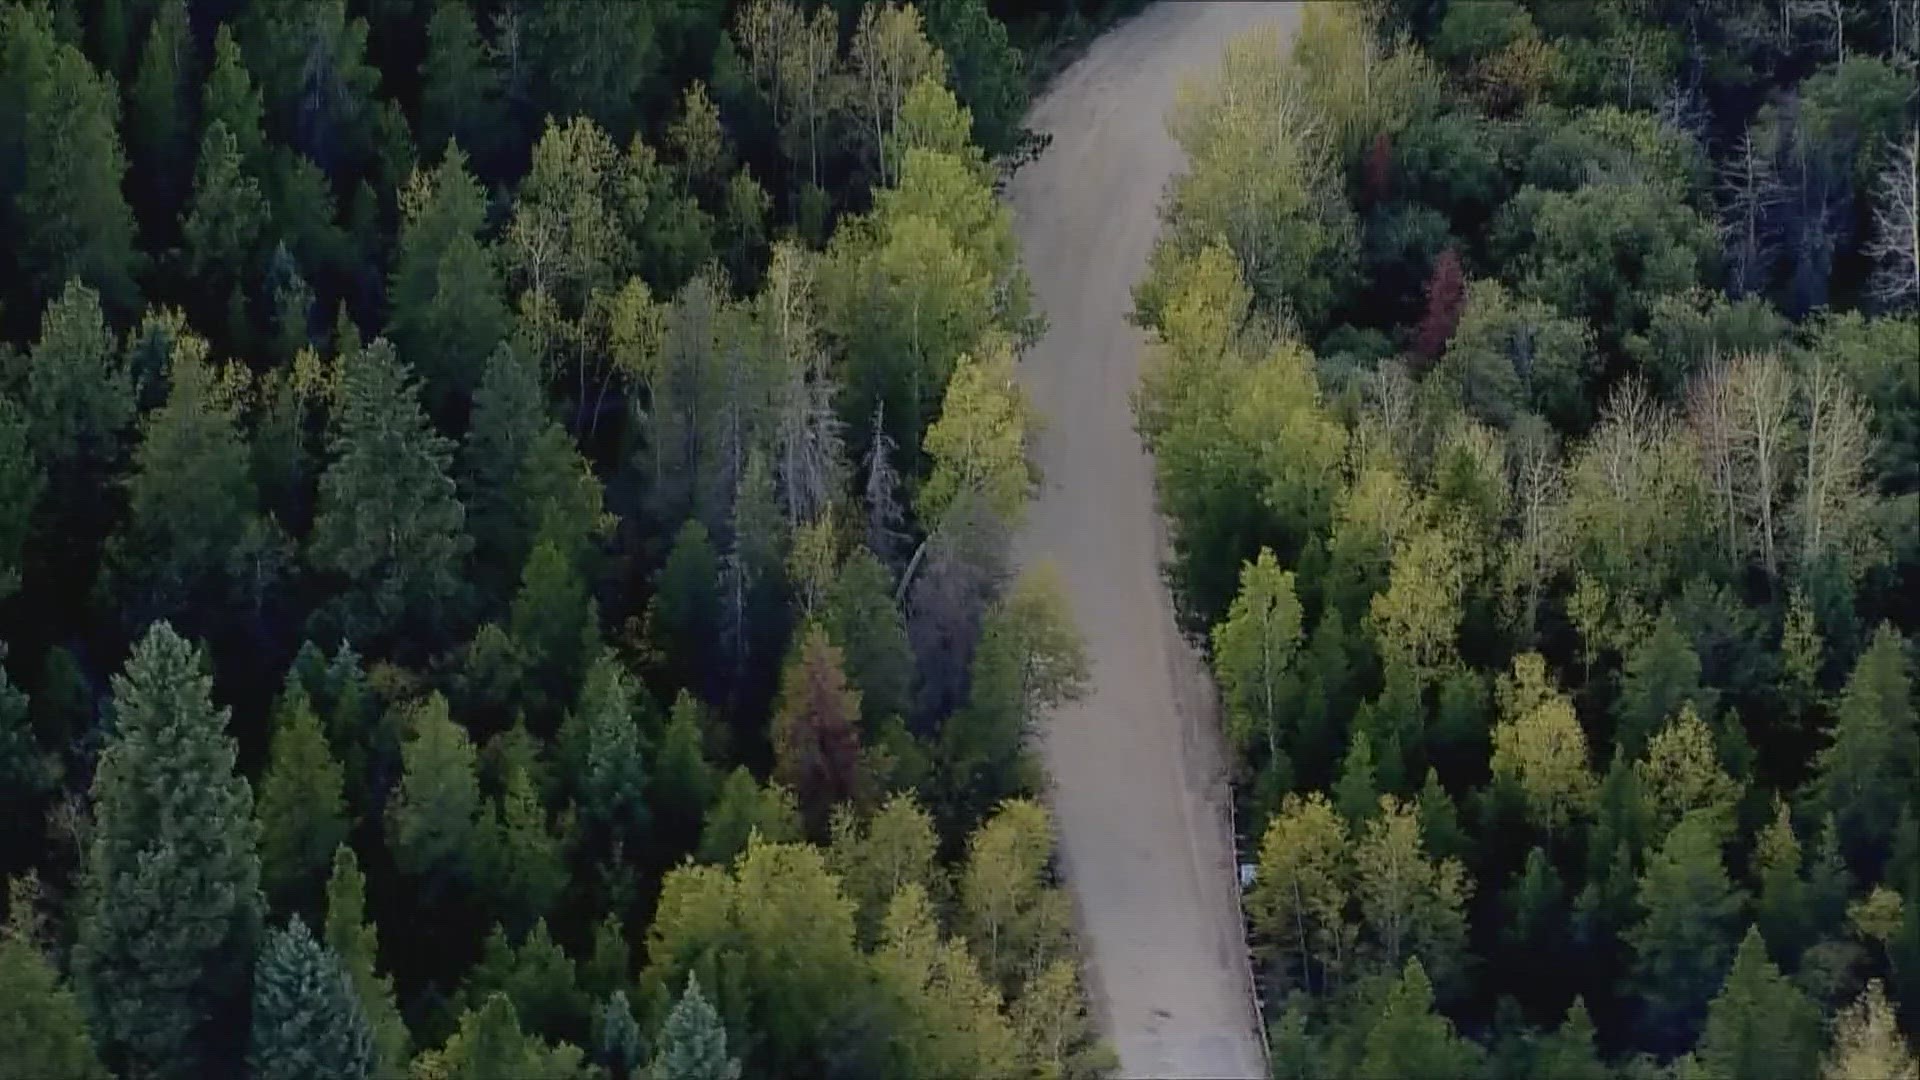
[1132, 1, 1920, 1078]
[0, 1, 1150, 1078]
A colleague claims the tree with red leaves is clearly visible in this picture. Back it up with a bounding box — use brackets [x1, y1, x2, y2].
[1365, 132, 1393, 206]
[1413, 249, 1467, 364]
[771, 624, 866, 830]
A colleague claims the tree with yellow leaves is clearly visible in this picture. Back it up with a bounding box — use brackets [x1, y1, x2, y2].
[1490, 653, 1596, 834]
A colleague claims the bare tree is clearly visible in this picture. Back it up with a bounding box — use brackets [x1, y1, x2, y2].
[760, 245, 844, 528]
[863, 401, 906, 566]
[1691, 353, 1798, 583]
[1867, 129, 1920, 310]
[1502, 421, 1567, 644]
[906, 490, 1010, 724]
[1793, 0, 1848, 59]
[1719, 126, 1787, 298]
[1796, 359, 1876, 573]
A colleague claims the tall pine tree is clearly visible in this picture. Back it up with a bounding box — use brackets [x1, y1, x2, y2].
[249, 916, 376, 1080]
[73, 622, 262, 1079]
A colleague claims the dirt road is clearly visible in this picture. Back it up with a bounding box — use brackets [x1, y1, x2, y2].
[1006, 4, 1298, 1078]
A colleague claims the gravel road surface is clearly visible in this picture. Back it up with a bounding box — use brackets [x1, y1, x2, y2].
[1005, 4, 1300, 1078]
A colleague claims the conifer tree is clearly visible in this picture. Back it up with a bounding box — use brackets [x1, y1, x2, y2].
[1821, 980, 1919, 1080]
[200, 26, 265, 171]
[1531, 997, 1610, 1080]
[181, 119, 269, 329]
[1693, 926, 1821, 1080]
[650, 973, 741, 1080]
[256, 682, 349, 917]
[388, 144, 509, 413]
[310, 338, 472, 649]
[573, 652, 650, 847]
[1810, 623, 1918, 874]
[73, 622, 262, 1079]
[386, 693, 483, 899]
[597, 990, 644, 1080]
[652, 691, 718, 844]
[0, 400, 41, 601]
[322, 846, 409, 1079]
[126, 0, 192, 226]
[249, 916, 376, 1080]
[1626, 811, 1746, 1045]
[23, 280, 132, 482]
[770, 625, 866, 830]
[1357, 957, 1482, 1079]
[482, 760, 570, 934]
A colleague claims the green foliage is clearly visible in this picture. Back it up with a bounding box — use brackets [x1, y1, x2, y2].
[389, 146, 509, 413]
[1213, 547, 1305, 773]
[386, 694, 483, 900]
[1809, 623, 1918, 874]
[322, 846, 409, 1079]
[256, 683, 349, 917]
[1627, 811, 1747, 1044]
[1693, 926, 1821, 1080]
[1357, 958, 1483, 1079]
[73, 622, 262, 1079]
[310, 339, 472, 648]
[0, 887, 108, 1080]
[821, 547, 914, 731]
[650, 973, 742, 1080]
[21, 280, 132, 479]
[697, 767, 801, 866]
[249, 916, 376, 1080]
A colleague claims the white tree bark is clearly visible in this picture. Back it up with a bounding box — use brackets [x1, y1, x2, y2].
[1867, 129, 1920, 310]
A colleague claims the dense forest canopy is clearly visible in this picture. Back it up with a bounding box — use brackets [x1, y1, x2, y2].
[1133, 1, 1919, 1076]
[0, 1, 1150, 1077]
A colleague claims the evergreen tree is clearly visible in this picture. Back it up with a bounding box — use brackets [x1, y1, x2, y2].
[111, 329, 276, 625]
[1626, 811, 1746, 1047]
[386, 693, 483, 899]
[770, 624, 866, 831]
[0, 399, 42, 601]
[1357, 957, 1483, 1080]
[1613, 614, 1715, 754]
[651, 519, 721, 697]
[11, 18, 140, 312]
[481, 760, 569, 933]
[1693, 926, 1821, 1080]
[461, 343, 601, 601]
[821, 547, 915, 731]
[388, 144, 509, 414]
[0, 885, 108, 1080]
[22, 280, 133, 482]
[200, 26, 264, 173]
[73, 622, 262, 1079]
[0, 643, 55, 800]
[180, 120, 269, 336]
[310, 338, 472, 650]
[652, 691, 718, 844]
[598, 990, 645, 1080]
[1809, 623, 1918, 875]
[650, 973, 742, 1080]
[256, 683, 349, 918]
[126, 0, 193, 227]
[466, 920, 589, 1044]
[420, 0, 501, 165]
[573, 652, 650, 847]
[510, 532, 600, 707]
[1532, 997, 1610, 1080]
[249, 916, 376, 1080]
[696, 767, 801, 865]
[322, 846, 409, 1080]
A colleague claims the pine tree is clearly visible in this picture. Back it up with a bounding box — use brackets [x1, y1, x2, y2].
[0, 399, 42, 601]
[1614, 614, 1715, 755]
[256, 683, 349, 918]
[13, 20, 140, 312]
[386, 694, 483, 899]
[466, 920, 589, 1044]
[249, 916, 376, 1080]
[310, 338, 472, 649]
[770, 624, 866, 830]
[653, 691, 718, 844]
[0, 883, 108, 1080]
[481, 760, 569, 933]
[1694, 926, 1821, 1080]
[126, 0, 193, 226]
[597, 990, 645, 1080]
[322, 847, 410, 1079]
[388, 144, 509, 413]
[421, 0, 502, 164]
[1357, 957, 1482, 1080]
[650, 973, 742, 1080]
[22, 280, 133, 481]
[696, 767, 801, 865]
[1810, 623, 1918, 875]
[113, 330, 275, 625]
[573, 652, 650, 847]
[1335, 734, 1381, 826]
[0, 644, 54, 799]
[1531, 997, 1610, 1080]
[822, 547, 915, 731]
[873, 883, 1018, 1078]
[180, 120, 269, 329]
[1626, 810, 1746, 1046]
[461, 343, 600, 601]
[73, 622, 263, 1079]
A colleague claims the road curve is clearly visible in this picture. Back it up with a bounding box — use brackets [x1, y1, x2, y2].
[1006, 4, 1299, 1078]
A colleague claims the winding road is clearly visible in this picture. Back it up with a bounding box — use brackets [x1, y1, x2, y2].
[1006, 4, 1298, 1078]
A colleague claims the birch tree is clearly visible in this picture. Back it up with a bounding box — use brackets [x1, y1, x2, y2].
[1867, 130, 1919, 309]
[850, 4, 944, 188]
[1796, 357, 1877, 576]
